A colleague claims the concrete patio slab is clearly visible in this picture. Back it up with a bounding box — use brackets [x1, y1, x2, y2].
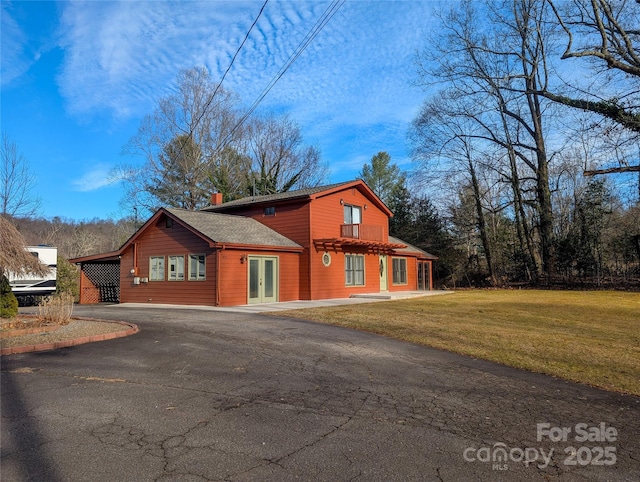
[113, 290, 453, 313]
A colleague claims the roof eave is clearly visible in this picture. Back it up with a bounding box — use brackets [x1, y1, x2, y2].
[216, 243, 303, 252]
[120, 208, 217, 252]
[201, 180, 393, 216]
[69, 250, 122, 264]
[204, 195, 311, 212]
[310, 180, 393, 217]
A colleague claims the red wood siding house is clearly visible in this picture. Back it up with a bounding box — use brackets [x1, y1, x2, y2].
[72, 180, 436, 306]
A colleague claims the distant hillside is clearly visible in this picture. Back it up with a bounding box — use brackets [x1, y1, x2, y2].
[11, 216, 137, 260]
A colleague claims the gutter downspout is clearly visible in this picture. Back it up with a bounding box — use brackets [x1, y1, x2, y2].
[307, 200, 313, 300]
[215, 245, 224, 306]
[133, 242, 138, 276]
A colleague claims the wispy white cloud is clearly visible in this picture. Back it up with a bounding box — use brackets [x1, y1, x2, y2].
[56, 1, 258, 118]
[71, 164, 115, 192]
[54, 1, 438, 127]
[48, 0, 443, 184]
[1, 2, 32, 87]
[251, 1, 435, 117]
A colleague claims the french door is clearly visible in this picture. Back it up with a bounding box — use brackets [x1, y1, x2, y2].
[417, 261, 431, 291]
[248, 256, 278, 303]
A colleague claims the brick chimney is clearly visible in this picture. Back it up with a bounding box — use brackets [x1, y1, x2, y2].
[211, 192, 223, 206]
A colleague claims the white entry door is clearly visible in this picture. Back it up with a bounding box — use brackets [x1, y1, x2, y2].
[379, 255, 388, 291]
[248, 256, 278, 304]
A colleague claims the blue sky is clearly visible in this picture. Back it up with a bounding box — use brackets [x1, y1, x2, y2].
[1, 0, 441, 221]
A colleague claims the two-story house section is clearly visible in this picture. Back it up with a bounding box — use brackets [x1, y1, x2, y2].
[204, 180, 436, 301]
[71, 180, 436, 307]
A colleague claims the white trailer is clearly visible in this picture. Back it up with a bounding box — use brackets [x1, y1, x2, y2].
[8, 245, 57, 304]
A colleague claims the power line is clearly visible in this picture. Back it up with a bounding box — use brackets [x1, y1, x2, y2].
[222, 0, 346, 146]
[190, 0, 269, 139]
[156, 2, 268, 200]
[211, 0, 269, 100]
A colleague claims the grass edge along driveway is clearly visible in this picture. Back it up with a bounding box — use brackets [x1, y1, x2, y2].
[277, 290, 640, 396]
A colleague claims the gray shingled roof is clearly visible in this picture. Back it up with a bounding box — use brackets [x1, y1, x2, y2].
[166, 208, 301, 248]
[202, 180, 356, 211]
[389, 236, 437, 259]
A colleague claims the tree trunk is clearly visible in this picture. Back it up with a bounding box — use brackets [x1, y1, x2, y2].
[511, 159, 538, 281]
[535, 145, 555, 278]
[499, 103, 538, 280]
[523, 46, 555, 278]
[469, 158, 497, 285]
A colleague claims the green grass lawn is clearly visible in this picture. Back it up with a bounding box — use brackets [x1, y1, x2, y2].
[277, 290, 640, 396]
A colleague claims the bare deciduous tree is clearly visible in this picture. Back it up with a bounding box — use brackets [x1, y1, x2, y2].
[245, 114, 327, 196]
[120, 67, 241, 213]
[414, 0, 556, 278]
[544, 0, 640, 178]
[412, 95, 499, 285]
[119, 67, 327, 213]
[1, 132, 41, 218]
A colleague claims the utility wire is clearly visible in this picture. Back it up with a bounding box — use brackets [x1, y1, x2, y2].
[164, 1, 268, 199]
[222, 0, 346, 146]
[190, 0, 269, 140]
[211, 0, 269, 100]
[153, 0, 343, 208]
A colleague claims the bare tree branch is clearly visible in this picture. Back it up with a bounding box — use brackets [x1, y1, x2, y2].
[537, 90, 640, 132]
[584, 165, 640, 175]
[1, 132, 41, 218]
[545, 0, 640, 131]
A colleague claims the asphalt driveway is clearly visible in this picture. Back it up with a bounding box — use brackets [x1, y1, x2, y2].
[2, 304, 639, 481]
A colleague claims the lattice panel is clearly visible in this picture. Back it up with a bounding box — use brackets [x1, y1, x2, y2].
[82, 262, 120, 302]
[81, 287, 101, 304]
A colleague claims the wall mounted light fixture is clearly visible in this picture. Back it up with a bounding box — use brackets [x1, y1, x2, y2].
[240, 254, 248, 263]
[340, 198, 344, 205]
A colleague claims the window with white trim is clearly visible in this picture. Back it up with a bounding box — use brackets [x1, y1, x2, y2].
[150, 256, 165, 281]
[189, 254, 206, 281]
[168, 255, 185, 281]
[392, 257, 407, 285]
[345, 254, 365, 286]
[343, 204, 362, 224]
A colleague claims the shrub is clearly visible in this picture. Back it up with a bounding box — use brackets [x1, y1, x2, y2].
[1, 317, 28, 330]
[38, 292, 74, 325]
[56, 256, 79, 301]
[0, 274, 18, 319]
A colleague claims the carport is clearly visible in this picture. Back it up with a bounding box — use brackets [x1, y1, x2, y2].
[70, 251, 121, 303]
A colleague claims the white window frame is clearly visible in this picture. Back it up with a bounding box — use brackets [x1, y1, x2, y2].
[343, 204, 362, 225]
[150, 256, 165, 281]
[189, 254, 206, 281]
[392, 257, 407, 285]
[345, 253, 365, 286]
[168, 255, 185, 281]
